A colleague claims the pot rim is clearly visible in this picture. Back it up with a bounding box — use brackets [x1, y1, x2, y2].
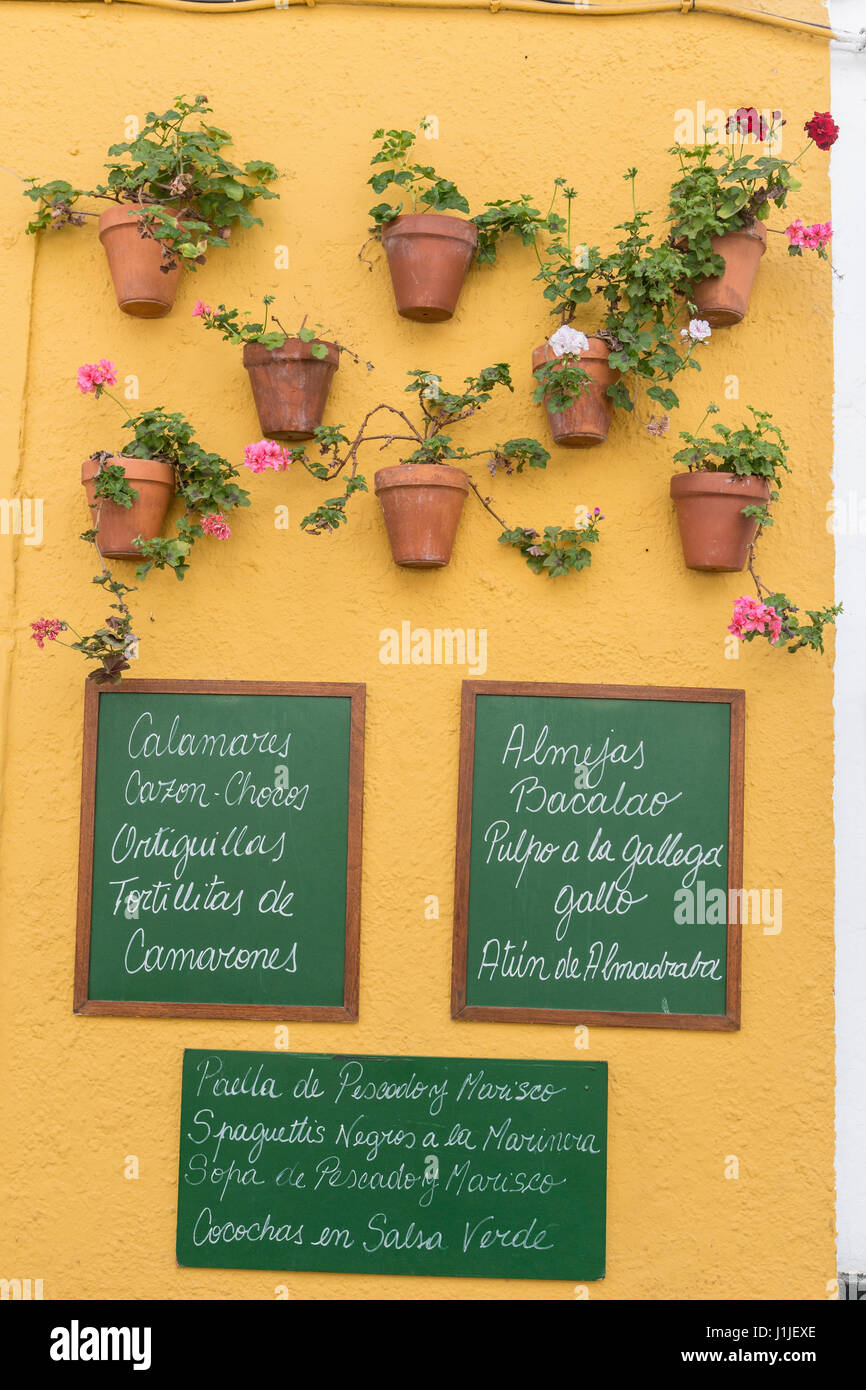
[704, 221, 767, 255]
[97, 198, 182, 236]
[721, 220, 768, 244]
[374, 462, 470, 493]
[242, 337, 340, 368]
[532, 335, 614, 369]
[81, 453, 175, 485]
[670, 469, 771, 498]
[381, 213, 478, 247]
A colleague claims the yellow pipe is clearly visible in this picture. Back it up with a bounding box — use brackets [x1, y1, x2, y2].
[24, 0, 851, 45]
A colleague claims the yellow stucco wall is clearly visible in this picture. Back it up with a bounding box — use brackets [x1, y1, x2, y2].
[0, 1, 836, 1300]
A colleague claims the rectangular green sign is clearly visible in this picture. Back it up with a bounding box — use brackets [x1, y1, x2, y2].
[453, 683, 744, 1028]
[176, 1050, 607, 1281]
[75, 681, 363, 1019]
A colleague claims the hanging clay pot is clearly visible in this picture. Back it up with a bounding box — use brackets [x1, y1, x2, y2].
[670, 471, 771, 571]
[81, 455, 175, 560]
[381, 214, 478, 322]
[98, 203, 183, 318]
[532, 337, 619, 447]
[374, 464, 469, 568]
[243, 338, 340, 441]
[689, 223, 767, 328]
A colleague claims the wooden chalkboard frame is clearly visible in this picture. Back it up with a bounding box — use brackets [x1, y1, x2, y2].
[451, 681, 744, 1031]
[74, 678, 364, 1021]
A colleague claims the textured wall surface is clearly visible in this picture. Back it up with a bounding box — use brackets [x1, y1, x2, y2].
[0, 0, 836, 1300]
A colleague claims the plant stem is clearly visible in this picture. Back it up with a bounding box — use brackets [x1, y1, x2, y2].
[465, 475, 509, 529]
[747, 539, 770, 599]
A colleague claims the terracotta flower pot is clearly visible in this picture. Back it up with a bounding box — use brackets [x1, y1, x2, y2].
[81, 455, 175, 560]
[374, 464, 469, 568]
[532, 337, 619, 447]
[670, 471, 771, 571]
[381, 213, 478, 322]
[98, 203, 183, 318]
[690, 223, 767, 328]
[243, 338, 340, 441]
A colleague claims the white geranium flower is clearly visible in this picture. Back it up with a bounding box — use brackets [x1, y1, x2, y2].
[548, 325, 590, 358]
[683, 318, 712, 343]
[572, 243, 590, 269]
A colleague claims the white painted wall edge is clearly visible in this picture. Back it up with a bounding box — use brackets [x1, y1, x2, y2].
[830, 0, 866, 1277]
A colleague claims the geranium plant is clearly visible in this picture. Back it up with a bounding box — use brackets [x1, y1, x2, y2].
[78, 360, 249, 579]
[532, 175, 710, 432]
[243, 363, 605, 578]
[668, 108, 837, 285]
[366, 121, 555, 262]
[670, 402, 790, 574]
[673, 403, 789, 528]
[728, 587, 841, 655]
[719, 415, 840, 656]
[31, 539, 138, 684]
[195, 296, 371, 364]
[671, 401, 840, 652]
[365, 121, 563, 322]
[195, 296, 372, 441]
[24, 95, 278, 270]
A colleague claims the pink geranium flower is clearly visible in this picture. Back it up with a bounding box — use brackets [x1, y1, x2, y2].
[200, 513, 231, 539]
[785, 218, 833, 251]
[243, 439, 293, 474]
[30, 618, 66, 649]
[193, 300, 212, 318]
[76, 359, 117, 395]
[728, 596, 782, 644]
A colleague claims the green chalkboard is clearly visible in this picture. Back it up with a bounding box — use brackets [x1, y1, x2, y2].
[452, 682, 744, 1029]
[176, 1049, 607, 1281]
[75, 680, 364, 1019]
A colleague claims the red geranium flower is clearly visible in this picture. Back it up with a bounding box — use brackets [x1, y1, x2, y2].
[804, 111, 839, 150]
[727, 106, 761, 137]
[726, 107, 783, 142]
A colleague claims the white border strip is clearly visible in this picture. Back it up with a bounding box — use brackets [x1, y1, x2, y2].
[831, 0, 866, 1277]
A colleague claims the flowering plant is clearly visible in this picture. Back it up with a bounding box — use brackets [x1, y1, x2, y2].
[673, 403, 789, 528]
[532, 175, 709, 424]
[668, 108, 836, 284]
[78, 360, 249, 579]
[24, 95, 278, 271]
[366, 121, 558, 264]
[195, 296, 372, 366]
[243, 363, 605, 578]
[531, 325, 595, 415]
[31, 541, 138, 684]
[673, 401, 841, 655]
[729, 583, 841, 656]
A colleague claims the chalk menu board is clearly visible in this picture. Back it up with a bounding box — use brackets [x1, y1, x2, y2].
[176, 1050, 607, 1281]
[74, 680, 363, 1019]
[452, 682, 744, 1029]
